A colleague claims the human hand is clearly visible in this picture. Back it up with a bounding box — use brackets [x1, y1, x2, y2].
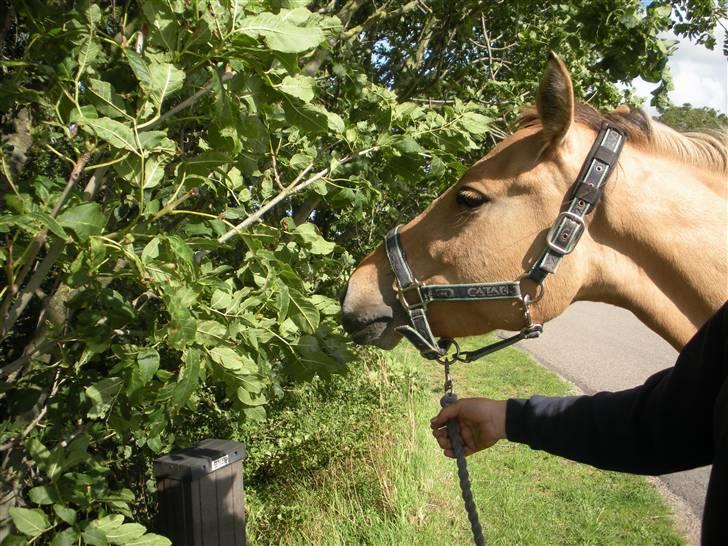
[430, 398, 507, 458]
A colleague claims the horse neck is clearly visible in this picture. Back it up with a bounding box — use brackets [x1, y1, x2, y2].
[581, 144, 728, 350]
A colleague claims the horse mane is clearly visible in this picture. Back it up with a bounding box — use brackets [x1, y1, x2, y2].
[518, 103, 728, 174]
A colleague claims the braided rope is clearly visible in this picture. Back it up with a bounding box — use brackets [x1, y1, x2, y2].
[443, 397, 485, 546]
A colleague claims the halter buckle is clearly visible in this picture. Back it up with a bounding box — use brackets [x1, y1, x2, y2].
[394, 280, 428, 311]
[545, 211, 585, 256]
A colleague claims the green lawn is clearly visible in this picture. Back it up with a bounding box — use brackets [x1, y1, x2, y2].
[249, 337, 684, 545]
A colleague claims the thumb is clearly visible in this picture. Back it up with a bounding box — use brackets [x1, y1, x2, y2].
[430, 401, 461, 429]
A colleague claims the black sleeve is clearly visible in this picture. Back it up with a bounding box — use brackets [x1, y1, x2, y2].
[505, 301, 728, 475]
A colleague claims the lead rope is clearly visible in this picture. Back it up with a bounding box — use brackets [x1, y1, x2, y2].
[441, 363, 486, 546]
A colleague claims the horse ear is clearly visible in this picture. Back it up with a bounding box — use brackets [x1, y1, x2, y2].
[536, 52, 574, 147]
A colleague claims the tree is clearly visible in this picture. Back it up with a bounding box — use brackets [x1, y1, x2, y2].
[658, 103, 728, 132]
[0, 0, 725, 542]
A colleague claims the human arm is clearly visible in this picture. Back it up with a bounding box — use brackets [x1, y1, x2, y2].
[507, 302, 727, 475]
[432, 301, 727, 474]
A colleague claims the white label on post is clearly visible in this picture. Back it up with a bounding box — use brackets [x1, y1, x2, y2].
[211, 454, 229, 471]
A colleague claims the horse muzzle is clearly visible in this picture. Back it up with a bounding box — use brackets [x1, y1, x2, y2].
[340, 275, 404, 349]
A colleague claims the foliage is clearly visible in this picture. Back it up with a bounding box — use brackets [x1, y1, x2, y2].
[0, 0, 723, 543]
[658, 103, 728, 132]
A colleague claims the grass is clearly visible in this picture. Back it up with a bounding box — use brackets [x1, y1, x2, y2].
[248, 337, 684, 545]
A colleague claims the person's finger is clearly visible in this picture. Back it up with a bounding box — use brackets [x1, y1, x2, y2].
[432, 428, 451, 447]
[432, 428, 449, 441]
[430, 402, 461, 429]
[435, 434, 451, 451]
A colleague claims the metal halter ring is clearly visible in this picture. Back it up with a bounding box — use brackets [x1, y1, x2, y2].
[437, 338, 462, 365]
[517, 273, 545, 305]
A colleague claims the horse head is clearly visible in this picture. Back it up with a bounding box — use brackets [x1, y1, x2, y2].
[341, 52, 728, 351]
[342, 53, 596, 348]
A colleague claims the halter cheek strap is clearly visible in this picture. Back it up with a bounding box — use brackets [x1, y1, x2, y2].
[529, 123, 625, 283]
[385, 122, 625, 363]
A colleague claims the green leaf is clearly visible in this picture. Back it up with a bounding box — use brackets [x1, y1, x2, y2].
[236, 386, 267, 406]
[141, 238, 160, 264]
[125, 50, 152, 91]
[77, 38, 101, 68]
[172, 349, 200, 407]
[88, 79, 127, 118]
[210, 289, 232, 310]
[50, 528, 80, 546]
[143, 158, 165, 189]
[29, 485, 57, 505]
[86, 377, 124, 419]
[124, 534, 171, 546]
[58, 203, 105, 242]
[276, 281, 290, 322]
[106, 523, 146, 544]
[84, 4, 103, 25]
[27, 438, 50, 464]
[459, 112, 491, 135]
[82, 527, 109, 546]
[311, 294, 339, 315]
[391, 134, 424, 155]
[137, 132, 173, 153]
[292, 223, 335, 255]
[242, 405, 266, 422]
[137, 349, 160, 385]
[278, 75, 315, 102]
[88, 514, 124, 534]
[0, 533, 28, 546]
[9, 507, 49, 538]
[209, 347, 257, 374]
[148, 62, 185, 106]
[292, 335, 340, 378]
[45, 447, 64, 480]
[325, 111, 345, 134]
[125, 51, 184, 107]
[195, 320, 227, 346]
[69, 105, 99, 124]
[288, 290, 320, 334]
[53, 504, 77, 525]
[238, 11, 324, 53]
[282, 101, 329, 133]
[80, 117, 138, 153]
[62, 433, 90, 472]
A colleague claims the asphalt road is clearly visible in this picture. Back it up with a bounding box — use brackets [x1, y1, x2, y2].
[508, 301, 709, 540]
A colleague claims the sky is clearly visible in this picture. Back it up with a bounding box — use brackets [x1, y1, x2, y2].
[631, 27, 727, 115]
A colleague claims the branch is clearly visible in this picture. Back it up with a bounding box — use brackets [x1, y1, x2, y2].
[293, 195, 322, 226]
[0, 164, 109, 344]
[269, 137, 284, 190]
[218, 146, 380, 244]
[0, 152, 90, 337]
[342, 1, 419, 41]
[0, 339, 56, 379]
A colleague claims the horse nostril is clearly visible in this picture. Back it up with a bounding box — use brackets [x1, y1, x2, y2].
[341, 311, 357, 335]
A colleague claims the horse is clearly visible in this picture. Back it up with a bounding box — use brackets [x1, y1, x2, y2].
[341, 53, 728, 354]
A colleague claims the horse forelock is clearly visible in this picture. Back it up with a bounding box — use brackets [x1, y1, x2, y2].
[517, 103, 728, 174]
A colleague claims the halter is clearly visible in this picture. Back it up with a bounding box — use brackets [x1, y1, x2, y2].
[385, 122, 625, 364]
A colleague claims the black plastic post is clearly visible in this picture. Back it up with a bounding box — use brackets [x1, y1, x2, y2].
[153, 439, 246, 546]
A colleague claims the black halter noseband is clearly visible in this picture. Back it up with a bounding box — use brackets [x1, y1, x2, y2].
[385, 122, 625, 363]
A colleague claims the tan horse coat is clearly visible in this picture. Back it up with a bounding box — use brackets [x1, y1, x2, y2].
[342, 54, 728, 352]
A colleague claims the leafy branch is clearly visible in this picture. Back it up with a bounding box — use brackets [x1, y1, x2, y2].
[218, 146, 381, 244]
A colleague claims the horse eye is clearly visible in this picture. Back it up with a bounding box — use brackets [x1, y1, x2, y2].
[456, 188, 488, 208]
